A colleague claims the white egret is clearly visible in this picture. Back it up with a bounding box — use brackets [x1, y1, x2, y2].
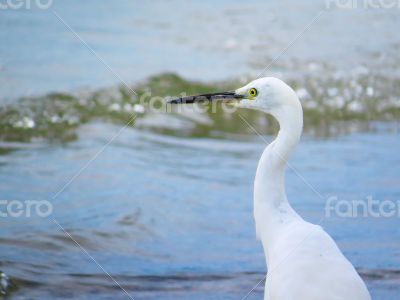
[170, 77, 371, 300]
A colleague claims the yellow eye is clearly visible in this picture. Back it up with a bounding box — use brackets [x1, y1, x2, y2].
[249, 88, 258, 98]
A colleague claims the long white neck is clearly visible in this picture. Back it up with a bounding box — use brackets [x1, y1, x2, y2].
[253, 100, 304, 264]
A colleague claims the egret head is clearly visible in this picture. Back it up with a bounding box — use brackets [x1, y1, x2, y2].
[234, 77, 299, 113]
[169, 77, 299, 116]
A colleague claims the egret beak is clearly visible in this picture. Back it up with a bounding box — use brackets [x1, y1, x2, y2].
[168, 91, 244, 104]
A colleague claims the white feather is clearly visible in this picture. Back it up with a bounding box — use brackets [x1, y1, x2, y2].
[236, 78, 371, 300]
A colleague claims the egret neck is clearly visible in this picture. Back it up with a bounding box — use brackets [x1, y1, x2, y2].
[253, 101, 303, 264]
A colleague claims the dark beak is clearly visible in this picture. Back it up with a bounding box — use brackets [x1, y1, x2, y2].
[168, 91, 244, 104]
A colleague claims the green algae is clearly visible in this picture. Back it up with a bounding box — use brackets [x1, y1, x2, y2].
[0, 73, 398, 142]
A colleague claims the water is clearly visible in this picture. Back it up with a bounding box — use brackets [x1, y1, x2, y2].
[0, 122, 398, 299]
[1, 0, 400, 299]
[1, 0, 400, 100]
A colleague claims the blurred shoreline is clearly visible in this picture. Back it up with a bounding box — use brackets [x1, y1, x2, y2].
[0, 71, 398, 142]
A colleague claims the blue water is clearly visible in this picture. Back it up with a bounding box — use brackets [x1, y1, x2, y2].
[1, 0, 399, 101]
[0, 122, 399, 299]
[1, 1, 400, 299]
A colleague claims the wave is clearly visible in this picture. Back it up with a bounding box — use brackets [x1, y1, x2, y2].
[0, 71, 399, 142]
[1, 268, 399, 298]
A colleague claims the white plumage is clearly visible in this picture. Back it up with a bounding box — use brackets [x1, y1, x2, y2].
[235, 78, 371, 300]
